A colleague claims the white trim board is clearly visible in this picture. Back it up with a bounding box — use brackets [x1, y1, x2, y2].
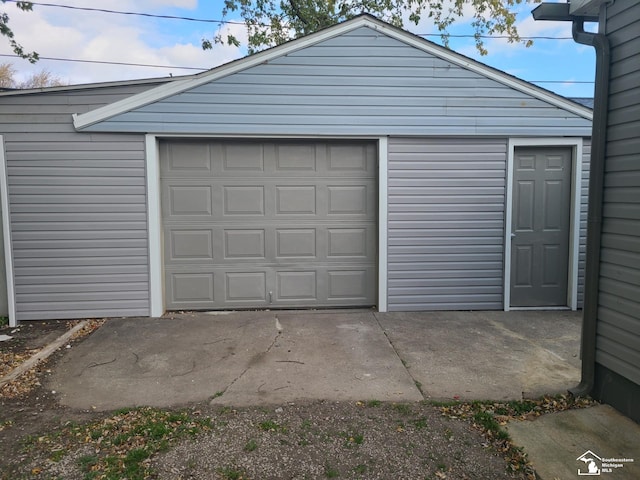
[73, 15, 592, 131]
[504, 137, 583, 311]
[0, 136, 16, 327]
[377, 137, 388, 313]
[146, 134, 388, 315]
[145, 135, 164, 317]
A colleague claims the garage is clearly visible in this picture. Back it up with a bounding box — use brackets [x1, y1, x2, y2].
[0, 15, 593, 324]
[160, 139, 378, 310]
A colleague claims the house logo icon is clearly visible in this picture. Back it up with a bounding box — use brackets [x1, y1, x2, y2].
[577, 451, 601, 476]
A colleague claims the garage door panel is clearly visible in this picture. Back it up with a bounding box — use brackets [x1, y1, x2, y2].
[328, 144, 372, 172]
[325, 182, 377, 218]
[165, 223, 375, 265]
[276, 271, 317, 301]
[165, 185, 213, 217]
[168, 229, 214, 261]
[328, 270, 369, 300]
[224, 229, 266, 259]
[275, 185, 316, 214]
[327, 228, 368, 258]
[225, 272, 267, 302]
[223, 185, 265, 216]
[276, 228, 317, 258]
[275, 144, 317, 171]
[161, 140, 377, 310]
[219, 143, 265, 172]
[160, 142, 213, 176]
[167, 272, 215, 307]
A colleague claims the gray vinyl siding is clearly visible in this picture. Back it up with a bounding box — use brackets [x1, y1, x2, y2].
[0, 84, 159, 321]
[578, 139, 591, 307]
[387, 137, 591, 311]
[84, 27, 592, 137]
[595, 0, 640, 385]
[387, 138, 507, 311]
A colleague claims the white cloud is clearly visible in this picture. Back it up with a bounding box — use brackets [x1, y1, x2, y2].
[0, 1, 246, 85]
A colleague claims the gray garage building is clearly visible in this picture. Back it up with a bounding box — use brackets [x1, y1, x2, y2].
[0, 15, 592, 326]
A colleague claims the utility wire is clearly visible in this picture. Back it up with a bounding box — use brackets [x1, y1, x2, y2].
[4, 0, 244, 24]
[5, 0, 578, 40]
[1, 1, 592, 82]
[0, 53, 594, 83]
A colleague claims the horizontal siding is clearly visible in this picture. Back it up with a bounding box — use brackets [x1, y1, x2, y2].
[86, 27, 592, 137]
[0, 84, 156, 321]
[595, 0, 640, 385]
[578, 139, 591, 307]
[387, 137, 507, 311]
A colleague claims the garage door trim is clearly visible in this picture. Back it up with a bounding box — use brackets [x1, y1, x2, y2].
[145, 134, 388, 315]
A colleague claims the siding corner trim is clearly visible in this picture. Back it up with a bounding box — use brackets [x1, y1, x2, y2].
[0, 136, 16, 327]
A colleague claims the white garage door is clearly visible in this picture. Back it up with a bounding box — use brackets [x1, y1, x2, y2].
[160, 140, 377, 310]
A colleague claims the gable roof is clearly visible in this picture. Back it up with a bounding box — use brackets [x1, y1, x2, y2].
[73, 14, 592, 130]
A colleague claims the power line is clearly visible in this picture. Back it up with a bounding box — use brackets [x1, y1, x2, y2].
[0, 53, 208, 71]
[5, 0, 579, 40]
[3, 0, 245, 25]
[530, 80, 594, 84]
[419, 33, 574, 40]
[0, 53, 594, 83]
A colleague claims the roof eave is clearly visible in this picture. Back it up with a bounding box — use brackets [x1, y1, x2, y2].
[0, 75, 183, 98]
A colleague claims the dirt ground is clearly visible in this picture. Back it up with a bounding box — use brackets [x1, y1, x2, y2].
[0, 320, 591, 480]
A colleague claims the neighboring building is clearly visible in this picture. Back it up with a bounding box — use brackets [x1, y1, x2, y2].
[570, 97, 595, 109]
[0, 15, 592, 326]
[535, 0, 639, 422]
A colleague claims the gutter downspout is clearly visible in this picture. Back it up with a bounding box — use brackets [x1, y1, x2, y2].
[569, 8, 610, 397]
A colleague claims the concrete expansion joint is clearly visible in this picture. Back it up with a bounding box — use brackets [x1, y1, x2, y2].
[372, 312, 426, 400]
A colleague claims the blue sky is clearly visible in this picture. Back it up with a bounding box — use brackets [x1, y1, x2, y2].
[0, 0, 596, 98]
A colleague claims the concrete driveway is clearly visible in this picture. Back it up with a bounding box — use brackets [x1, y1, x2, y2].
[48, 309, 581, 411]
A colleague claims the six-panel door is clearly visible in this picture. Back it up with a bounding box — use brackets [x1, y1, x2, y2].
[511, 147, 572, 307]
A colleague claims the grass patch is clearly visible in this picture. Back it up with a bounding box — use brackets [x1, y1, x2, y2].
[392, 403, 412, 416]
[353, 463, 367, 474]
[324, 463, 339, 478]
[413, 417, 429, 430]
[258, 419, 286, 432]
[244, 438, 258, 452]
[22, 407, 212, 480]
[48, 449, 67, 462]
[365, 400, 381, 407]
[340, 431, 364, 447]
[218, 466, 246, 480]
[427, 400, 462, 408]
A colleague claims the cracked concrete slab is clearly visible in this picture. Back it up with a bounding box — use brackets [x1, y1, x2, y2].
[375, 310, 581, 401]
[211, 311, 423, 406]
[48, 309, 581, 410]
[49, 313, 278, 410]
